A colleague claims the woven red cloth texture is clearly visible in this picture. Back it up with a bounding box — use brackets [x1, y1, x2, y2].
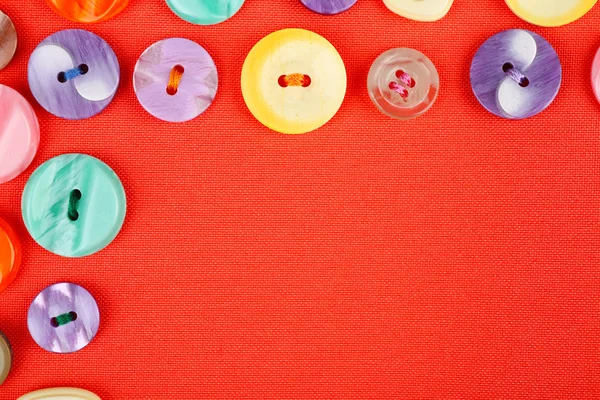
[0, 0, 599, 398]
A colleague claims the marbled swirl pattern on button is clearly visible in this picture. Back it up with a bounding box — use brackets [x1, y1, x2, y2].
[45, 0, 131, 23]
[166, 0, 245, 25]
[22, 154, 126, 258]
[300, 0, 357, 15]
[0, 84, 40, 184]
[134, 38, 218, 122]
[28, 29, 120, 120]
[27, 283, 99, 354]
[470, 29, 562, 119]
[0, 11, 17, 70]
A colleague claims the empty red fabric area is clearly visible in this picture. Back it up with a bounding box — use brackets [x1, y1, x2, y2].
[0, 0, 599, 398]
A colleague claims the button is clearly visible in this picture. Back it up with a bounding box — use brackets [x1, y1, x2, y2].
[0, 85, 40, 184]
[383, 0, 454, 21]
[0, 331, 11, 385]
[367, 48, 439, 120]
[0, 218, 21, 293]
[22, 154, 126, 258]
[28, 29, 120, 120]
[470, 29, 561, 119]
[167, 0, 245, 25]
[45, 0, 131, 23]
[0, 10, 17, 70]
[18, 388, 100, 400]
[28, 283, 100, 353]
[505, 0, 596, 27]
[300, 0, 357, 14]
[242, 28, 347, 134]
[592, 47, 600, 103]
[134, 38, 218, 122]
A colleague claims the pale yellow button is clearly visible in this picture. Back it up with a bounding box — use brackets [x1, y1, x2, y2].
[383, 0, 454, 21]
[505, 0, 597, 26]
[17, 387, 101, 400]
[241, 28, 347, 134]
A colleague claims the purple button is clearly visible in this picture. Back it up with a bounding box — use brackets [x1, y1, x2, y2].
[28, 29, 120, 120]
[470, 29, 561, 120]
[300, 0, 357, 15]
[28, 283, 100, 354]
[133, 38, 217, 123]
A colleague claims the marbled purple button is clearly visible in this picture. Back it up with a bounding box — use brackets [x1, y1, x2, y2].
[134, 38, 218, 123]
[28, 283, 100, 354]
[300, 0, 357, 14]
[470, 29, 561, 120]
[28, 29, 120, 120]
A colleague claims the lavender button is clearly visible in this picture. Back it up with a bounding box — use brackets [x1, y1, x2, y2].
[134, 38, 218, 122]
[28, 283, 100, 354]
[470, 29, 561, 119]
[28, 29, 120, 120]
[300, 0, 357, 15]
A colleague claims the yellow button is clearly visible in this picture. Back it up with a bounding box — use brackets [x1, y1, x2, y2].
[241, 29, 347, 134]
[505, 0, 596, 26]
[383, 0, 454, 21]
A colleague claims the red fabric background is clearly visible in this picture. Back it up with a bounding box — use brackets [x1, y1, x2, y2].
[1, 0, 599, 398]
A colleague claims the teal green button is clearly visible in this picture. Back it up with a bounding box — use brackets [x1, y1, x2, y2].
[22, 154, 126, 258]
[166, 0, 245, 25]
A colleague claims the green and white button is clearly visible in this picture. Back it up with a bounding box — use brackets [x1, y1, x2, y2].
[22, 154, 126, 258]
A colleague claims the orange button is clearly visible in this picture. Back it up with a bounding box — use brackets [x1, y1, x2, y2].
[45, 0, 131, 23]
[0, 218, 21, 293]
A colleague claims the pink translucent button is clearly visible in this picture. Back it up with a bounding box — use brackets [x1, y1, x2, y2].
[367, 48, 439, 119]
[0, 85, 40, 184]
[133, 38, 218, 122]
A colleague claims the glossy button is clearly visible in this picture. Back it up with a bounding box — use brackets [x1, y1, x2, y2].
[22, 154, 126, 258]
[505, 0, 596, 27]
[18, 388, 100, 400]
[242, 29, 347, 134]
[167, 0, 245, 25]
[300, 0, 357, 15]
[383, 0, 454, 21]
[470, 30, 561, 120]
[0, 218, 21, 293]
[46, 0, 130, 23]
[0, 85, 40, 184]
[0, 331, 11, 385]
[0, 10, 17, 70]
[591, 48, 600, 103]
[18, 388, 101, 400]
[28, 29, 120, 120]
[368, 48, 439, 120]
[134, 38, 218, 123]
[28, 283, 100, 354]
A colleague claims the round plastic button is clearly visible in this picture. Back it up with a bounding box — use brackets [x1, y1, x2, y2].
[18, 388, 101, 400]
[45, 0, 131, 23]
[592, 47, 600, 103]
[0, 217, 21, 294]
[368, 48, 439, 120]
[0, 331, 11, 385]
[134, 38, 218, 123]
[0, 85, 40, 184]
[300, 0, 357, 15]
[0, 10, 17, 70]
[470, 29, 561, 120]
[242, 28, 347, 134]
[505, 0, 596, 27]
[166, 0, 245, 25]
[28, 283, 100, 354]
[383, 0, 454, 21]
[22, 154, 126, 258]
[28, 29, 120, 120]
